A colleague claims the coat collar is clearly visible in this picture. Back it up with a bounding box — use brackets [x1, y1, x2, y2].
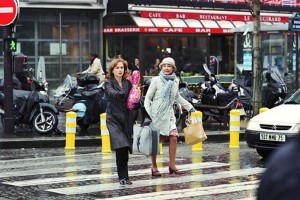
[111, 76, 129, 92]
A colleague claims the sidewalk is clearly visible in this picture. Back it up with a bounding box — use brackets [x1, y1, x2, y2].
[0, 118, 249, 149]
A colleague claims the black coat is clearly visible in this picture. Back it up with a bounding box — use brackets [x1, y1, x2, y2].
[257, 135, 300, 200]
[104, 77, 133, 152]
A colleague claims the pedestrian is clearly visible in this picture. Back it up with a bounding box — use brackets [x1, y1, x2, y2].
[104, 58, 133, 185]
[77, 53, 105, 83]
[129, 58, 139, 74]
[257, 133, 300, 200]
[149, 58, 161, 76]
[144, 57, 196, 176]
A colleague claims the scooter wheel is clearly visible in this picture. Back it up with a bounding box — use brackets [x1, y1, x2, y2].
[32, 110, 58, 135]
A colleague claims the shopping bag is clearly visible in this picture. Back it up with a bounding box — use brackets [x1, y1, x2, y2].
[133, 122, 160, 156]
[183, 115, 207, 145]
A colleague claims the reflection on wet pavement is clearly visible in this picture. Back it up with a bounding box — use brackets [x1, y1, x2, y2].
[0, 142, 263, 199]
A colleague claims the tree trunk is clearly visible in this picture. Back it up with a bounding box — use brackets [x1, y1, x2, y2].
[252, 0, 262, 115]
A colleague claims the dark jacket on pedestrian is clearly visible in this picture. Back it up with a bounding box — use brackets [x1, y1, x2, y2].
[257, 134, 300, 200]
[104, 77, 133, 153]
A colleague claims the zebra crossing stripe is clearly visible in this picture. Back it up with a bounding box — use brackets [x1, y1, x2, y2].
[3, 162, 228, 186]
[0, 153, 109, 170]
[46, 167, 264, 195]
[96, 180, 259, 200]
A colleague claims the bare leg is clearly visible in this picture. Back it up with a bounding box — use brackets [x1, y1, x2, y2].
[169, 136, 178, 170]
[151, 155, 158, 171]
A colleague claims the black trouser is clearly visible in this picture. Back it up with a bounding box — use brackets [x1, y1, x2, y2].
[115, 147, 129, 180]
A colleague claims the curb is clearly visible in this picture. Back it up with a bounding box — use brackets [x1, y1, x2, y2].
[0, 131, 245, 149]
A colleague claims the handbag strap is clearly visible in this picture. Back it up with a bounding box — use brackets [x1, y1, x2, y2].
[138, 106, 152, 126]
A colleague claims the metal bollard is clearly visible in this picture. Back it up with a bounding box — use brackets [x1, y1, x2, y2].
[65, 112, 77, 150]
[229, 109, 240, 149]
[192, 111, 203, 151]
[259, 107, 269, 114]
[100, 113, 111, 153]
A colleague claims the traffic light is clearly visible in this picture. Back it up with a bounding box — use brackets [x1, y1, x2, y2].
[3, 38, 17, 52]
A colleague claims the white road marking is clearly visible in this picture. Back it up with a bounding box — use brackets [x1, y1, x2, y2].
[46, 167, 264, 195]
[97, 180, 259, 200]
[3, 162, 228, 186]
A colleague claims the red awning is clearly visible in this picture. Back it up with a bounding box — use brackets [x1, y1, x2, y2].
[104, 8, 290, 34]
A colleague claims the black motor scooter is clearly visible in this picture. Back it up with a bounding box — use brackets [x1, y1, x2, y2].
[71, 74, 107, 130]
[262, 67, 287, 108]
[196, 64, 245, 123]
[0, 90, 59, 135]
[228, 69, 253, 117]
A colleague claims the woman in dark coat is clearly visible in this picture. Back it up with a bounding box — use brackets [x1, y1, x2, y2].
[104, 58, 133, 185]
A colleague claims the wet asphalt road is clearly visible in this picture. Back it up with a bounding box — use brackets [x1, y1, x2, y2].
[0, 142, 265, 200]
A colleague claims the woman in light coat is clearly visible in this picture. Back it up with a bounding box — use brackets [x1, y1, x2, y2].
[144, 57, 195, 176]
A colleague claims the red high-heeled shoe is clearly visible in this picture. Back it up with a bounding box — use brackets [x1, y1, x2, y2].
[169, 167, 183, 175]
[151, 168, 162, 177]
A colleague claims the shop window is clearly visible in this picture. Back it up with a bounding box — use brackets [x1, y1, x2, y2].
[143, 36, 208, 76]
[15, 22, 35, 39]
[61, 22, 79, 39]
[50, 43, 67, 55]
[19, 42, 35, 56]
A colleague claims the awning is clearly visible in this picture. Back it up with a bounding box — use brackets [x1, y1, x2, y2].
[231, 22, 288, 33]
[104, 15, 286, 34]
[104, 6, 291, 34]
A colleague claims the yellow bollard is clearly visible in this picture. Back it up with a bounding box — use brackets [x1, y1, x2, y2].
[159, 142, 163, 155]
[192, 111, 203, 151]
[259, 107, 269, 114]
[229, 109, 240, 149]
[65, 112, 77, 150]
[100, 113, 111, 153]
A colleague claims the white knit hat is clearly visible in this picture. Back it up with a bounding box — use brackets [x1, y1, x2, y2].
[159, 57, 177, 71]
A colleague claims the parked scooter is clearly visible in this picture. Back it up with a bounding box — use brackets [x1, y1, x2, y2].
[54, 74, 78, 112]
[71, 74, 107, 130]
[0, 68, 48, 94]
[196, 64, 245, 122]
[228, 69, 253, 117]
[262, 66, 287, 108]
[0, 89, 59, 135]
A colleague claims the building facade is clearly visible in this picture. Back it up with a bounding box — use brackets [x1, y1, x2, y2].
[104, 0, 297, 89]
[0, 0, 106, 94]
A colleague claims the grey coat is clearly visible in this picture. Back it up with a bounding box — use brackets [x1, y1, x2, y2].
[104, 77, 133, 152]
[144, 76, 193, 136]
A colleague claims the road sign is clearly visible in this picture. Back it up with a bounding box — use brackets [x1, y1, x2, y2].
[0, 0, 18, 26]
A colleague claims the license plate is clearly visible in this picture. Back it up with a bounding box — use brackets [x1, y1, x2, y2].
[260, 133, 286, 142]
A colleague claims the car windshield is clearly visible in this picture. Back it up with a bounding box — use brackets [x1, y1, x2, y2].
[285, 89, 300, 104]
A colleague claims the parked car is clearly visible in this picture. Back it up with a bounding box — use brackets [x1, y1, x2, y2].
[245, 88, 300, 158]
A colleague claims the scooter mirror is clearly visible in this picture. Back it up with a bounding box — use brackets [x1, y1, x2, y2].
[203, 63, 212, 77]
